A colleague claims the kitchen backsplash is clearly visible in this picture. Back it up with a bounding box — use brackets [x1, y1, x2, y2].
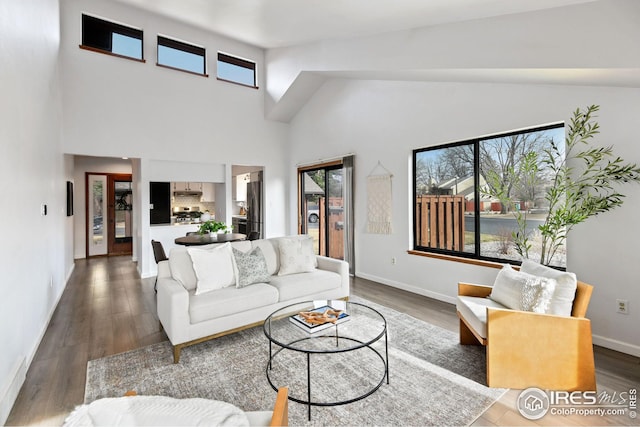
[172, 195, 215, 215]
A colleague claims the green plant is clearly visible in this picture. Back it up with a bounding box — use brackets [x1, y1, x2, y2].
[485, 105, 640, 265]
[198, 220, 227, 234]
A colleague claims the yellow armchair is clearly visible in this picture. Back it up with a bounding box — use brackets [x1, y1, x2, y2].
[457, 281, 596, 391]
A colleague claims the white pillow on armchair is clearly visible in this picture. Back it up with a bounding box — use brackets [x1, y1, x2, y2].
[520, 260, 577, 316]
[489, 264, 557, 313]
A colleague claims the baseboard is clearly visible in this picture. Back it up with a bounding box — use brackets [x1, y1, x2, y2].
[355, 272, 457, 305]
[593, 334, 640, 358]
[0, 358, 26, 425]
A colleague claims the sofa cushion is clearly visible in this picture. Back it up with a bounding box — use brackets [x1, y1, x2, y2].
[520, 260, 577, 317]
[489, 264, 557, 313]
[232, 246, 271, 288]
[189, 283, 279, 324]
[277, 236, 317, 276]
[168, 247, 198, 292]
[456, 296, 508, 339]
[269, 269, 341, 301]
[230, 240, 252, 253]
[251, 239, 279, 276]
[188, 243, 237, 295]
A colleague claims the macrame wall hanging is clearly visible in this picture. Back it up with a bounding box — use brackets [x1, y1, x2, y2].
[366, 161, 393, 234]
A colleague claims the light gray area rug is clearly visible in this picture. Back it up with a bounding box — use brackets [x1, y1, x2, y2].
[85, 297, 506, 426]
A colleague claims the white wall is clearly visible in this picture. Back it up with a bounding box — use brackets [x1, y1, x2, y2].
[0, 0, 70, 423]
[289, 78, 640, 356]
[59, 0, 290, 270]
[272, 0, 640, 357]
[266, 0, 640, 112]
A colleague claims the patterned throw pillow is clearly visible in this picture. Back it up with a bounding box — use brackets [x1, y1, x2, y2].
[277, 236, 317, 276]
[490, 264, 557, 313]
[232, 246, 271, 288]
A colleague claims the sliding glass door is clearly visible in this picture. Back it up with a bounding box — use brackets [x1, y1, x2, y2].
[299, 160, 351, 265]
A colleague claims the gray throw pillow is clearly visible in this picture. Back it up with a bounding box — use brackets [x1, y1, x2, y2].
[232, 246, 271, 288]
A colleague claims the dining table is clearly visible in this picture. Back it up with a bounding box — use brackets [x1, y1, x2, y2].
[174, 232, 247, 246]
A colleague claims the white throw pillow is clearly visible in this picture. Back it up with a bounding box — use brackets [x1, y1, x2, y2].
[168, 247, 198, 291]
[490, 264, 557, 313]
[277, 236, 317, 276]
[520, 260, 577, 317]
[188, 243, 236, 295]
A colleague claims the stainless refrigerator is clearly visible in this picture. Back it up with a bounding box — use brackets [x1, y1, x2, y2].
[246, 172, 263, 238]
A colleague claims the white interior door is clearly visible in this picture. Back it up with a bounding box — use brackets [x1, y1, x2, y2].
[88, 174, 108, 256]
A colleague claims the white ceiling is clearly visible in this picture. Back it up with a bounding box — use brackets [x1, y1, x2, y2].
[113, 0, 596, 49]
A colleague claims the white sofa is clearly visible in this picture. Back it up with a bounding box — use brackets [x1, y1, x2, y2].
[156, 235, 350, 363]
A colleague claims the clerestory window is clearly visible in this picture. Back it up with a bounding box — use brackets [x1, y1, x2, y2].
[81, 14, 144, 61]
[157, 35, 207, 76]
[217, 52, 257, 88]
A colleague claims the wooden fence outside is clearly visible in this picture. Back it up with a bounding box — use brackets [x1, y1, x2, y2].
[318, 197, 345, 260]
[415, 195, 465, 251]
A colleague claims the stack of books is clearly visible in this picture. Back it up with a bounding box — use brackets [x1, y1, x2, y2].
[289, 305, 350, 333]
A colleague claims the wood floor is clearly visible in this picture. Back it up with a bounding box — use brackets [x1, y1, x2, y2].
[7, 256, 640, 426]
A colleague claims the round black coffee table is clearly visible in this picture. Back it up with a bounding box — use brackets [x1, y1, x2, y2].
[263, 300, 389, 420]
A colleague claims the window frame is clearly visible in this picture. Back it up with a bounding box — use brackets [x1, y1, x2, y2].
[216, 52, 258, 89]
[80, 14, 144, 62]
[412, 122, 565, 267]
[156, 35, 208, 77]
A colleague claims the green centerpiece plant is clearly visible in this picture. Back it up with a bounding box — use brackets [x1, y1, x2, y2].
[198, 220, 230, 235]
[485, 105, 640, 266]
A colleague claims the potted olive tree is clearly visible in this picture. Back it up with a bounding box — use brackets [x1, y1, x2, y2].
[485, 105, 640, 266]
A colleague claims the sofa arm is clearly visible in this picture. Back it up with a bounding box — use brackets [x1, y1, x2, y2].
[316, 255, 350, 297]
[156, 277, 191, 346]
[316, 255, 346, 274]
[486, 307, 596, 390]
[157, 260, 171, 279]
[458, 282, 492, 298]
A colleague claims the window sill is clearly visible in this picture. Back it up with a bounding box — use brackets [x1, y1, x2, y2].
[156, 63, 208, 77]
[216, 77, 259, 90]
[79, 45, 145, 63]
[407, 250, 505, 270]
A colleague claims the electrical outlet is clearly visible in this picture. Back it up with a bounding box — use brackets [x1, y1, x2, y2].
[391, 257, 396, 265]
[616, 299, 629, 314]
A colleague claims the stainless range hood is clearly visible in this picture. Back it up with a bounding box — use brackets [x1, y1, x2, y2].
[174, 190, 202, 196]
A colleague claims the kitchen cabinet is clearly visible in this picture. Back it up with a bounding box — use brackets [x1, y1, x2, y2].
[232, 216, 247, 234]
[201, 183, 215, 201]
[235, 173, 249, 201]
[173, 182, 199, 191]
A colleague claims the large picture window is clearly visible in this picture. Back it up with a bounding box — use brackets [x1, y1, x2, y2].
[413, 123, 566, 268]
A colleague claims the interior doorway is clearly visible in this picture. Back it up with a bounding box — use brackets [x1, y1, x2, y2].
[86, 173, 133, 257]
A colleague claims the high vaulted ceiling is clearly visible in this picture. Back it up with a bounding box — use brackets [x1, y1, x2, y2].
[113, 0, 596, 49]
